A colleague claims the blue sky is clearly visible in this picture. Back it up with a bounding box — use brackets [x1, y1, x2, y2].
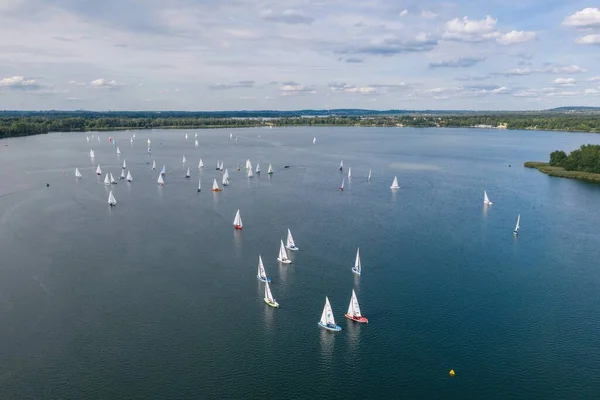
[0, 0, 599, 110]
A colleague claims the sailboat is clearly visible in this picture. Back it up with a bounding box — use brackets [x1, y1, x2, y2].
[195, 133, 197, 138]
[245, 159, 251, 170]
[110, 173, 117, 184]
[116, 147, 121, 155]
[130, 137, 134, 144]
[194, 140, 199, 148]
[198, 159, 204, 169]
[212, 178, 221, 192]
[108, 190, 116, 206]
[233, 209, 243, 230]
[197, 179, 202, 192]
[160, 165, 166, 176]
[147, 147, 151, 155]
[286, 229, 299, 251]
[230, 133, 233, 139]
[513, 214, 520, 235]
[318, 297, 341, 332]
[313, 137, 316, 144]
[339, 178, 345, 191]
[157, 174, 165, 186]
[367, 169, 372, 181]
[147, 138, 151, 145]
[344, 289, 368, 323]
[96, 165, 102, 175]
[122, 160, 126, 169]
[220, 161, 224, 171]
[216, 160, 220, 170]
[182, 155, 187, 164]
[86, 136, 90, 142]
[152, 160, 156, 170]
[348, 167, 352, 179]
[104, 173, 110, 185]
[256, 255, 271, 282]
[277, 240, 292, 264]
[352, 247, 361, 276]
[120, 169, 126, 180]
[255, 163, 261, 174]
[339, 160, 343, 171]
[267, 164, 274, 175]
[390, 176, 400, 189]
[185, 167, 191, 178]
[222, 172, 229, 186]
[247, 168, 253, 178]
[126, 170, 133, 182]
[89, 149, 95, 158]
[75, 168, 82, 179]
[264, 281, 279, 308]
[483, 190, 493, 205]
[185, 133, 188, 140]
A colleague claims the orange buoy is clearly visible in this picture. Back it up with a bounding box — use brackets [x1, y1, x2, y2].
[449, 369, 455, 377]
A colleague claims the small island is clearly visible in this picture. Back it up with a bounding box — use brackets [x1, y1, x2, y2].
[525, 144, 600, 183]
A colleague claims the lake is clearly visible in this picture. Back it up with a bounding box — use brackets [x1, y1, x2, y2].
[1, 126, 600, 400]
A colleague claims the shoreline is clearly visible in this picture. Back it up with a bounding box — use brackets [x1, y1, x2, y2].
[524, 161, 600, 183]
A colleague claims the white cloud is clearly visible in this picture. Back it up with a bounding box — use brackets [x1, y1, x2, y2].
[563, 8, 600, 28]
[575, 34, 600, 45]
[89, 78, 119, 88]
[584, 88, 599, 95]
[279, 82, 316, 95]
[0, 76, 38, 87]
[344, 86, 379, 94]
[490, 86, 510, 94]
[261, 9, 314, 25]
[443, 16, 500, 42]
[421, 10, 437, 19]
[399, 9, 408, 17]
[586, 76, 600, 82]
[497, 31, 536, 45]
[506, 68, 532, 76]
[542, 65, 585, 74]
[552, 77, 576, 86]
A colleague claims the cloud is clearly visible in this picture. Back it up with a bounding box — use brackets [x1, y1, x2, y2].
[542, 64, 585, 74]
[344, 86, 379, 94]
[586, 76, 600, 82]
[429, 57, 484, 69]
[209, 80, 255, 90]
[279, 82, 316, 95]
[342, 57, 364, 63]
[563, 8, 600, 28]
[497, 31, 536, 45]
[575, 34, 600, 45]
[442, 16, 500, 42]
[505, 68, 532, 76]
[552, 78, 576, 86]
[421, 10, 437, 19]
[584, 88, 600, 95]
[337, 36, 437, 56]
[89, 78, 119, 88]
[0, 76, 42, 90]
[261, 9, 314, 25]
[399, 9, 408, 17]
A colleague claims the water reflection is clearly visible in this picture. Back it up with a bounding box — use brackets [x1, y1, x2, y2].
[353, 273, 360, 288]
[391, 189, 397, 203]
[263, 301, 274, 333]
[482, 204, 489, 217]
[212, 191, 219, 209]
[345, 319, 360, 353]
[233, 229, 242, 255]
[278, 263, 289, 286]
[157, 185, 163, 200]
[319, 327, 336, 361]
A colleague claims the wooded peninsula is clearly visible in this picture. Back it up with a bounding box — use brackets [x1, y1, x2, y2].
[525, 144, 600, 183]
[1, 109, 600, 139]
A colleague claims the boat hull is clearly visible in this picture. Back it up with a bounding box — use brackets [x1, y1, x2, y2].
[277, 258, 292, 264]
[345, 314, 368, 323]
[352, 267, 361, 276]
[264, 298, 279, 308]
[286, 246, 299, 251]
[484, 201, 492, 205]
[257, 275, 272, 283]
[212, 189, 222, 192]
[234, 225, 243, 230]
[318, 322, 342, 332]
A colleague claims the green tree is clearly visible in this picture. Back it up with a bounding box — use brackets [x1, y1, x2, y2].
[549, 150, 567, 166]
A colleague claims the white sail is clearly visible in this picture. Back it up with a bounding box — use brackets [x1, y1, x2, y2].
[89, 149, 95, 158]
[223, 169, 229, 180]
[320, 297, 336, 326]
[514, 214, 520, 234]
[347, 290, 362, 317]
[108, 190, 116, 206]
[104, 173, 110, 185]
[265, 281, 275, 302]
[195, 133, 197, 138]
[198, 159, 204, 169]
[130, 137, 134, 144]
[267, 164, 273, 174]
[86, 136, 90, 142]
[126, 170, 133, 182]
[185, 133, 188, 140]
[367, 169, 372, 181]
[120, 169, 126, 179]
[182, 155, 187, 164]
[340, 178, 345, 189]
[186, 167, 191, 178]
[152, 160, 156, 170]
[110, 173, 117, 184]
[313, 137, 316, 144]
[353, 247, 361, 274]
[219, 161, 224, 171]
[286, 229, 298, 250]
[233, 209, 243, 228]
[257, 255, 267, 280]
[147, 146, 151, 154]
[339, 160, 343, 170]
[247, 168, 253, 178]
[122, 160, 126, 169]
[230, 133, 233, 139]
[245, 159, 251, 169]
[133, 133, 136, 139]
[195, 140, 199, 148]
[277, 240, 290, 263]
[116, 147, 121, 155]
[197, 179, 202, 191]
[348, 167, 352, 179]
[256, 163, 261, 173]
[157, 174, 164, 185]
[390, 176, 400, 189]
[222, 174, 229, 186]
[96, 165, 102, 175]
[161, 165, 166, 175]
[212, 178, 220, 191]
[147, 138, 151, 145]
[75, 168, 82, 178]
[484, 190, 493, 205]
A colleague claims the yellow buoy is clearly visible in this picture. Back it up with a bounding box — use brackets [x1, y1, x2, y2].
[449, 369, 455, 377]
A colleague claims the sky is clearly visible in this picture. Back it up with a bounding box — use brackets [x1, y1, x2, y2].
[0, 0, 599, 111]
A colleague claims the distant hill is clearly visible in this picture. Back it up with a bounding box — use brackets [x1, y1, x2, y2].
[546, 107, 600, 112]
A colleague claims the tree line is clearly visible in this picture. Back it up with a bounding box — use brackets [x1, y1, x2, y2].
[549, 144, 600, 174]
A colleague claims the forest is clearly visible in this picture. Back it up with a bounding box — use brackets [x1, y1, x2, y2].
[549, 144, 600, 174]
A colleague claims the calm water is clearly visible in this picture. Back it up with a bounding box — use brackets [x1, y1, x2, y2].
[1, 127, 600, 399]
